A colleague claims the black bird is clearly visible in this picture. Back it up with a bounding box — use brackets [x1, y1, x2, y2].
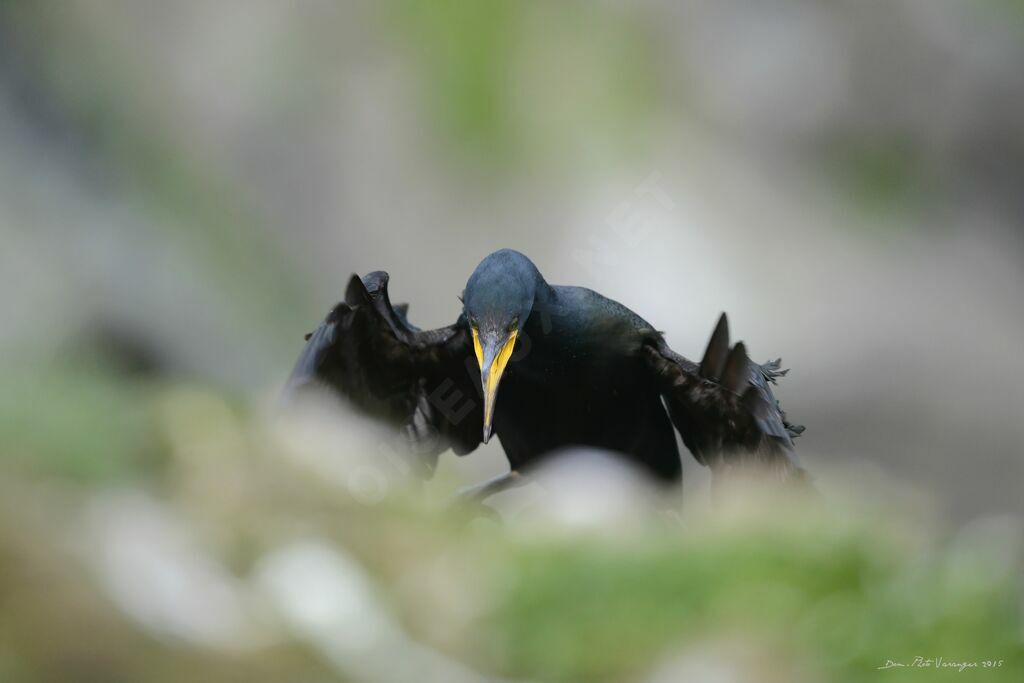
[285, 249, 806, 500]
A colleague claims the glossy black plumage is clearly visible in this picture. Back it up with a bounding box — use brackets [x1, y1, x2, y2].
[284, 249, 806, 491]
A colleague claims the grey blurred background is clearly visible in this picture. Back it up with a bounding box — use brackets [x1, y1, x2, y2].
[2, 0, 1023, 521]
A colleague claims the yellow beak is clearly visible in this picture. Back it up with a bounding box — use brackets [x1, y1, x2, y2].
[472, 327, 518, 443]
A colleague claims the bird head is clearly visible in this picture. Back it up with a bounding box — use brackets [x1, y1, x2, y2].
[463, 249, 540, 443]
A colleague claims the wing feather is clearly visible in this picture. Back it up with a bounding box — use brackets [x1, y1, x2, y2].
[283, 272, 483, 476]
[641, 313, 808, 482]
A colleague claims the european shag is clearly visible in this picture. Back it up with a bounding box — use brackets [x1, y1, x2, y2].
[285, 249, 806, 499]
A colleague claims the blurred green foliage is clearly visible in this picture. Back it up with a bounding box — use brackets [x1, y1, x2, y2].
[0, 355, 154, 483]
[827, 139, 929, 221]
[386, 0, 659, 169]
[480, 525, 1022, 681]
[985, 0, 1024, 29]
[2, 380, 1021, 681]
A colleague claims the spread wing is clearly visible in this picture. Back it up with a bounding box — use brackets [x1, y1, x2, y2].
[282, 271, 483, 477]
[641, 313, 808, 483]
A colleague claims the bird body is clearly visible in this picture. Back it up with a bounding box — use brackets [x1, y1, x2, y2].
[285, 249, 806, 497]
[490, 281, 682, 481]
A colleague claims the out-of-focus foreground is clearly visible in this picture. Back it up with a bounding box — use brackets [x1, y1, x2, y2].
[1, 1, 1023, 681]
[2, 390, 1023, 682]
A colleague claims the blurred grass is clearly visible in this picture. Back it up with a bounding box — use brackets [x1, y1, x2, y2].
[2, 377, 1021, 681]
[477, 523, 1022, 681]
[827, 139, 929, 220]
[0, 355, 155, 483]
[385, 0, 660, 170]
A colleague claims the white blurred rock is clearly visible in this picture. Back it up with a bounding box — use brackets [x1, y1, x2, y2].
[80, 491, 263, 650]
[255, 539, 513, 683]
[502, 448, 669, 531]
